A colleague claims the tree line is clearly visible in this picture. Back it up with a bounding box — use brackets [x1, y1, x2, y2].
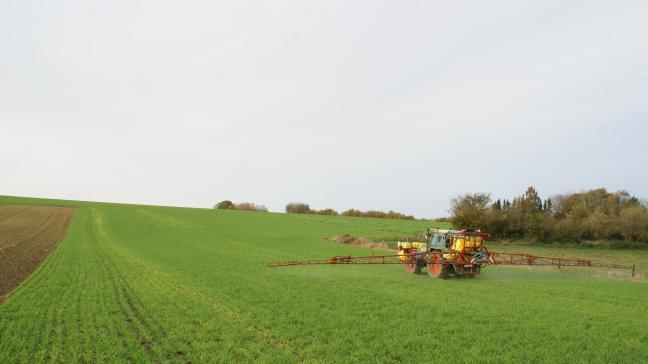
[285, 202, 415, 220]
[450, 187, 648, 245]
[213, 200, 415, 220]
[213, 200, 268, 212]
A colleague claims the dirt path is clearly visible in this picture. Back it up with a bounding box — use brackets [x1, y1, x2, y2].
[0, 205, 76, 301]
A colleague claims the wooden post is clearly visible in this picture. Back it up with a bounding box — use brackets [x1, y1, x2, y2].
[632, 265, 636, 278]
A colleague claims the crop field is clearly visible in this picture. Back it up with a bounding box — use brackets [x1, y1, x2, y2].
[1, 195, 648, 363]
[0, 204, 75, 301]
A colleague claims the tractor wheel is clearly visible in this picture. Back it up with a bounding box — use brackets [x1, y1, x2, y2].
[427, 252, 443, 278]
[440, 264, 452, 279]
[405, 259, 416, 274]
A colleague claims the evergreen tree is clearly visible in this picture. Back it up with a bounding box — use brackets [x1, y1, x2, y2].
[523, 186, 542, 213]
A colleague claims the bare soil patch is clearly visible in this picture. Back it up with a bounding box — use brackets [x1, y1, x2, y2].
[327, 234, 391, 250]
[0, 204, 75, 302]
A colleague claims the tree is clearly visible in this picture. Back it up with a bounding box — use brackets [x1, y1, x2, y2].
[552, 194, 567, 218]
[492, 199, 502, 211]
[543, 198, 553, 214]
[214, 200, 235, 210]
[522, 186, 542, 213]
[618, 207, 648, 242]
[318, 208, 339, 215]
[449, 193, 491, 228]
[640, 199, 648, 212]
[234, 202, 268, 212]
[341, 209, 363, 217]
[285, 202, 312, 214]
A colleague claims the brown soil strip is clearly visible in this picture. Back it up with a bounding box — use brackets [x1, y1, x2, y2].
[327, 234, 392, 250]
[0, 204, 76, 302]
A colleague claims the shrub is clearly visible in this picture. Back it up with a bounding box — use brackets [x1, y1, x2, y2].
[341, 209, 363, 217]
[450, 193, 491, 228]
[341, 208, 414, 220]
[285, 203, 312, 214]
[235, 202, 268, 212]
[317, 208, 339, 216]
[214, 200, 235, 210]
[450, 187, 648, 245]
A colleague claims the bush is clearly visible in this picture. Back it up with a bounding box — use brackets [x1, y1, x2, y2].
[341, 209, 363, 217]
[317, 208, 339, 216]
[285, 203, 414, 220]
[341, 208, 414, 220]
[450, 193, 491, 228]
[235, 202, 268, 212]
[450, 187, 648, 245]
[214, 200, 267, 212]
[285, 203, 312, 214]
[214, 200, 235, 210]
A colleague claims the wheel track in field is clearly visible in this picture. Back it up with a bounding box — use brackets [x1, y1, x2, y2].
[33, 245, 71, 360]
[92, 208, 311, 362]
[92, 208, 233, 361]
[172, 280, 310, 361]
[90, 210, 160, 361]
[53, 256, 85, 361]
[90, 208, 188, 363]
[74, 283, 87, 363]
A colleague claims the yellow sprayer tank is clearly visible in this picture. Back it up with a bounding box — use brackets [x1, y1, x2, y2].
[397, 242, 426, 262]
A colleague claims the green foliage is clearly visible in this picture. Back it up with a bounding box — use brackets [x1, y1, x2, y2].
[285, 202, 312, 214]
[234, 202, 268, 212]
[214, 200, 235, 209]
[215, 200, 267, 211]
[2, 195, 648, 363]
[453, 187, 648, 244]
[287, 203, 414, 220]
[341, 208, 415, 220]
[317, 208, 339, 216]
[449, 192, 491, 228]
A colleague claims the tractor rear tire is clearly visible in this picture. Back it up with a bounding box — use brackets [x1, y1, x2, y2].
[440, 264, 452, 279]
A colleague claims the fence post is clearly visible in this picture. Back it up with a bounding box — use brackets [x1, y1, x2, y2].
[632, 265, 635, 278]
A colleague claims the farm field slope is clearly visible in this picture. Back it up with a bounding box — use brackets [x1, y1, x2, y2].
[0, 196, 647, 363]
[0, 204, 75, 300]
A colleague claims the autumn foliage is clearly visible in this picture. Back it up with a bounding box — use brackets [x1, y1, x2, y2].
[450, 187, 648, 245]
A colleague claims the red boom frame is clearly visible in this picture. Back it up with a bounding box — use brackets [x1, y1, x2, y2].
[267, 251, 636, 277]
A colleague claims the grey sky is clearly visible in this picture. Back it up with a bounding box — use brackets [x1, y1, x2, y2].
[2, 1, 647, 217]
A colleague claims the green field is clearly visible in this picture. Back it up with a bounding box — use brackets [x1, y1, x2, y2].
[1, 195, 648, 363]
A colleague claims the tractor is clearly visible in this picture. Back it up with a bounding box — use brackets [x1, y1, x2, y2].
[398, 229, 490, 278]
[267, 228, 635, 279]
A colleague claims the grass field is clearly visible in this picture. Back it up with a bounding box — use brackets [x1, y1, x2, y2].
[1, 195, 648, 363]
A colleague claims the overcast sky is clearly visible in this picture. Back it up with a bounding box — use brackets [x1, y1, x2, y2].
[2, 1, 647, 217]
